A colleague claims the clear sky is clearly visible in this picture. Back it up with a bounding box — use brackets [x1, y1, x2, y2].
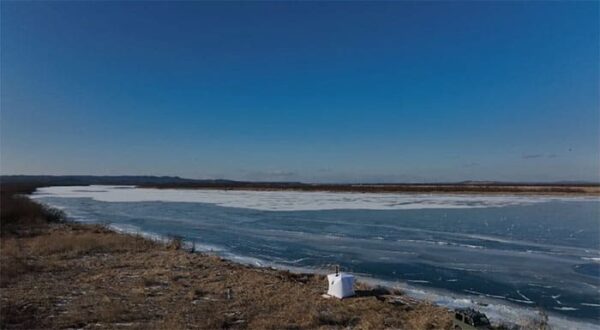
[1, 1, 598, 183]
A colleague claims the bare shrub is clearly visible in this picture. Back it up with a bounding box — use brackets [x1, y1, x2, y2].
[166, 234, 183, 250]
[1, 193, 65, 235]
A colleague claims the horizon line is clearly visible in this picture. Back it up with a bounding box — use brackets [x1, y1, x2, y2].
[2, 174, 599, 186]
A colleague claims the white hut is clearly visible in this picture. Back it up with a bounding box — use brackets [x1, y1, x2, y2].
[326, 272, 355, 299]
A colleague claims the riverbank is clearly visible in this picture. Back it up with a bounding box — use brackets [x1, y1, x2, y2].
[1, 188, 456, 329]
[1, 222, 455, 329]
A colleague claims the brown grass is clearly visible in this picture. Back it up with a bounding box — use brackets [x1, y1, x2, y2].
[1, 183, 65, 236]
[0, 239, 32, 287]
[28, 228, 155, 257]
[0, 222, 454, 329]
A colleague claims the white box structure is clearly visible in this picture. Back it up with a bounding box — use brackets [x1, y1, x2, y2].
[326, 273, 355, 299]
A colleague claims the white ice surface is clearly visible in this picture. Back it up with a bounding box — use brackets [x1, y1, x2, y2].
[32, 185, 598, 212]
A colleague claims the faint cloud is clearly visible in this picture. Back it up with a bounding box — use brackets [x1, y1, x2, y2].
[241, 169, 298, 181]
[463, 162, 479, 168]
[522, 154, 544, 159]
[267, 170, 296, 177]
[522, 153, 560, 159]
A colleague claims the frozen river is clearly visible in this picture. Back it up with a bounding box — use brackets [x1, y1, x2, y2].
[33, 186, 600, 329]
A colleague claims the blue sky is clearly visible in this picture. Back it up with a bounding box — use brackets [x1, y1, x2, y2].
[1, 1, 598, 183]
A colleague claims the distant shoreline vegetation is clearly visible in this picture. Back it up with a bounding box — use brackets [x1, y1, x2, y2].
[141, 183, 600, 195]
[1, 175, 599, 195]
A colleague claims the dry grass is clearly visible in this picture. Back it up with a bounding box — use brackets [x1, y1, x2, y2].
[1, 183, 65, 236]
[28, 228, 155, 257]
[0, 223, 454, 329]
[0, 239, 32, 287]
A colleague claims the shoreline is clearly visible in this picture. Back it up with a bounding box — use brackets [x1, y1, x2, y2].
[142, 186, 600, 198]
[7, 214, 594, 330]
[30, 185, 600, 329]
[0, 185, 457, 329]
[106, 222, 599, 330]
[2, 187, 594, 329]
[138, 183, 600, 196]
[1, 220, 454, 329]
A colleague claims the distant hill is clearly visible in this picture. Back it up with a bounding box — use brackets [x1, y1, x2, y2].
[0, 175, 201, 186]
[0, 175, 304, 187]
[456, 180, 600, 186]
[1, 175, 598, 193]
